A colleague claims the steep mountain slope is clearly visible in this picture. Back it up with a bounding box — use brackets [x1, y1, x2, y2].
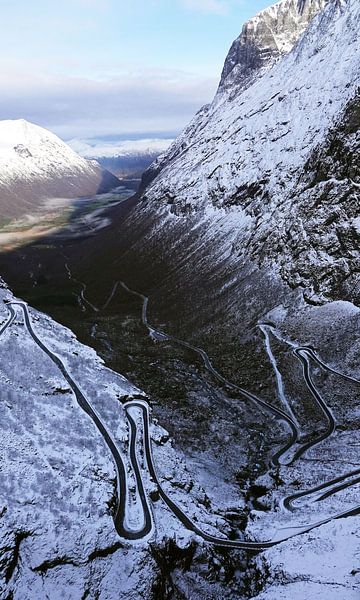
[6, 278, 358, 600]
[0, 283, 237, 599]
[144, 0, 328, 188]
[88, 0, 360, 594]
[142, 0, 359, 304]
[0, 120, 120, 220]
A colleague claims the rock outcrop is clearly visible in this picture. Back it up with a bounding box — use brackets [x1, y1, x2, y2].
[218, 0, 329, 95]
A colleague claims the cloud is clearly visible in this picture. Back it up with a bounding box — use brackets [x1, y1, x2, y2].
[0, 65, 217, 139]
[180, 0, 229, 14]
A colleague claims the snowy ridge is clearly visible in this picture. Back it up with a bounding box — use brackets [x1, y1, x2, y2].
[146, 0, 329, 186]
[141, 0, 360, 301]
[68, 137, 173, 160]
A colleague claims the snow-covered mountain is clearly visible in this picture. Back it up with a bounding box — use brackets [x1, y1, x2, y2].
[103, 0, 360, 595]
[0, 120, 120, 219]
[144, 0, 329, 188]
[68, 137, 173, 160]
[67, 136, 173, 180]
[142, 0, 359, 304]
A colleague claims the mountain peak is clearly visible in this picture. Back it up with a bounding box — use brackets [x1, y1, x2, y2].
[0, 119, 72, 160]
[218, 0, 329, 95]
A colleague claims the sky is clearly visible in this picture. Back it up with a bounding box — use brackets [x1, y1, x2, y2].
[0, 0, 272, 142]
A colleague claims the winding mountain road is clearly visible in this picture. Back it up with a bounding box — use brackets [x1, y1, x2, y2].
[283, 468, 360, 511]
[1, 293, 359, 550]
[263, 324, 360, 462]
[124, 399, 360, 550]
[116, 282, 359, 544]
[5, 300, 152, 541]
[64, 259, 99, 313]
[118, 281, 299, 468]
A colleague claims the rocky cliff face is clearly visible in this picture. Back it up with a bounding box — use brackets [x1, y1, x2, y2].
[0, 120, 120, 220]
[255, 88, 360, 304]
[218, 0, 329, 95]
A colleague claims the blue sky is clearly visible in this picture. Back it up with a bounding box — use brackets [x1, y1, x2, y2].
[0, 0, 271, 140]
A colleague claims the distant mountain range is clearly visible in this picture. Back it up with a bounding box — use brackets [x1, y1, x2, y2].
[68, 137, 173, 179]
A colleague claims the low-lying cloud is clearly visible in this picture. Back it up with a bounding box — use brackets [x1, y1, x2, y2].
[0, 67, 217, 140]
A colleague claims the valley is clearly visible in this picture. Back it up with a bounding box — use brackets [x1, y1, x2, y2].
[0, 186, 134, 251]
[0, 0, 358, 597]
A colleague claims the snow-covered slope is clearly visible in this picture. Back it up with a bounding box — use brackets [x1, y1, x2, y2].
[0, 283, 359, 599]
[0, 282, 215, 598]
[0, 120, 120, 219]
[1, 1, 359, 597]
[144, 0, 328, 188]
[121, 1, 360, 595]
[142, 0, 360, 303]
